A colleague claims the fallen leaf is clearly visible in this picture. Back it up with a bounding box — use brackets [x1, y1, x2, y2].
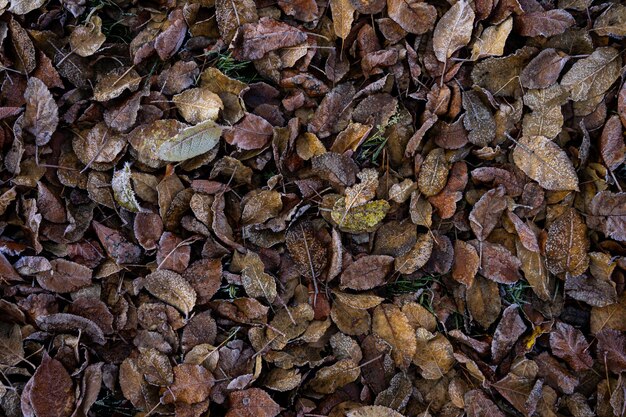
[143, 269, 197, 316]
[469, 186, 507, 241]
[470, 18, 512, 60]
[550, 322, 593, 372]
[372, 304, 416, 368]
[226, 388, 280, 417]
[309, 359, 360, 394]
[331, 198, 390, 233]
[162, 364, 215, 404]
[463, 90, 496, 146]
[112, 162, 142, 212]
[588, 191, 626, 242]
[224, 113, 273, 150]
[159, 120, 223, 162]
[173, 88, 223, 125]
[23, 77, 58, 146]
[433, 0, 475, 63]
[418, 148, 449, 197]
[387, 0, 437, 34]
[347, 405, 404, 417]
[520, 48, 569, 89]
[545, 208, 589, 277]
[28, 354, 75, 417]
[467, 275, 501, 328]
[512, 135, 579, 191]
[594, 4, 626, 37]
[69, 15, 106, 57]
[340, 255, 393, 290]
[515, 10, 575, 37]
[36, 313, 106, 345]
[231, 17, 308, 61]
[413, 328, 455, 379]
[599, 115, 625, 170]
[330, 0, 355, 40]
[560, 47, 621, 102]
[93, 67, 141, 102]
[491, 304, 526, 363]
[452, 240, 479, 287]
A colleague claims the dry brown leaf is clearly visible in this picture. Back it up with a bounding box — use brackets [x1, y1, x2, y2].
[241, 251, 277, 302]
[418, 148, 449, 197]
[387, 0, 437, 34]
[413, 328, 455, 379]
[545, 208, 589, 277]
[330, 0, 355, 39]
[162, 364, 215, 405]
[520, 48, 569, 89]
[28, 354, 75, 417]
[372, 304, 417, 368]
[549, 322, 593, 372]
[467, 275, 501, 328]
[452, 240, 479, 287]
[463, 90, 496, 146]
[340, 255, 393, 290]
[309, 359, 360, 394]
[470, 18, 512, 60]
[173, 88, 223, 124]
[143, 269, 197, 316]
[226, 388, 280, 417]
[23, 77, 58, 146]
[433, 0, 475, 63]
[600, 115, 625, 170]
[231, 17, 308, 61]
[512, 135, 579, 191]
[347, 405, 405, 417]
[394, 233, 434, 274]
[70, 15, 106, 57]
[224, 113, 273, 150]
[469, 186, 507, 241]
[515, 10, 575, 37]
[561, 47, 621, 102]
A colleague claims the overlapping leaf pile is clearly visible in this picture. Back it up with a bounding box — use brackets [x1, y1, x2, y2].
[0, 0, 625, 416]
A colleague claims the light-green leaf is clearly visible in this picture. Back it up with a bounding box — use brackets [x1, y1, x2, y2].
[158, 120, 223, 162]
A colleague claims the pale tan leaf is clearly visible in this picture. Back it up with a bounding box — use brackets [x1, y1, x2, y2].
[561, 47, 621, 102]
[158, 120, 223, 162]
[143, 269, 197, 315]
[69, 15, 106, 57]
[471, 18, 512, 60]
[413, 328, 455, 379]
[545, 208, 589, 276]
[372, 304, 416, 368]
[512, 135, 579, 191]
[173, 88, 223, 124]
[330, 0, 355, 39]
[433, 0, 475, 62]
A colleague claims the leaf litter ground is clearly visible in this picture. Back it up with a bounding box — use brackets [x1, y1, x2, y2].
[0, 0, 626, 416]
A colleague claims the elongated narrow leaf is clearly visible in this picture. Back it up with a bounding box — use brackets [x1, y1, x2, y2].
[158, 120, 222, 162]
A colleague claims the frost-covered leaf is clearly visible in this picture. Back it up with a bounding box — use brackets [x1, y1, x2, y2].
[112, 163, 142, 212]
[158, 120, 223, 162]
